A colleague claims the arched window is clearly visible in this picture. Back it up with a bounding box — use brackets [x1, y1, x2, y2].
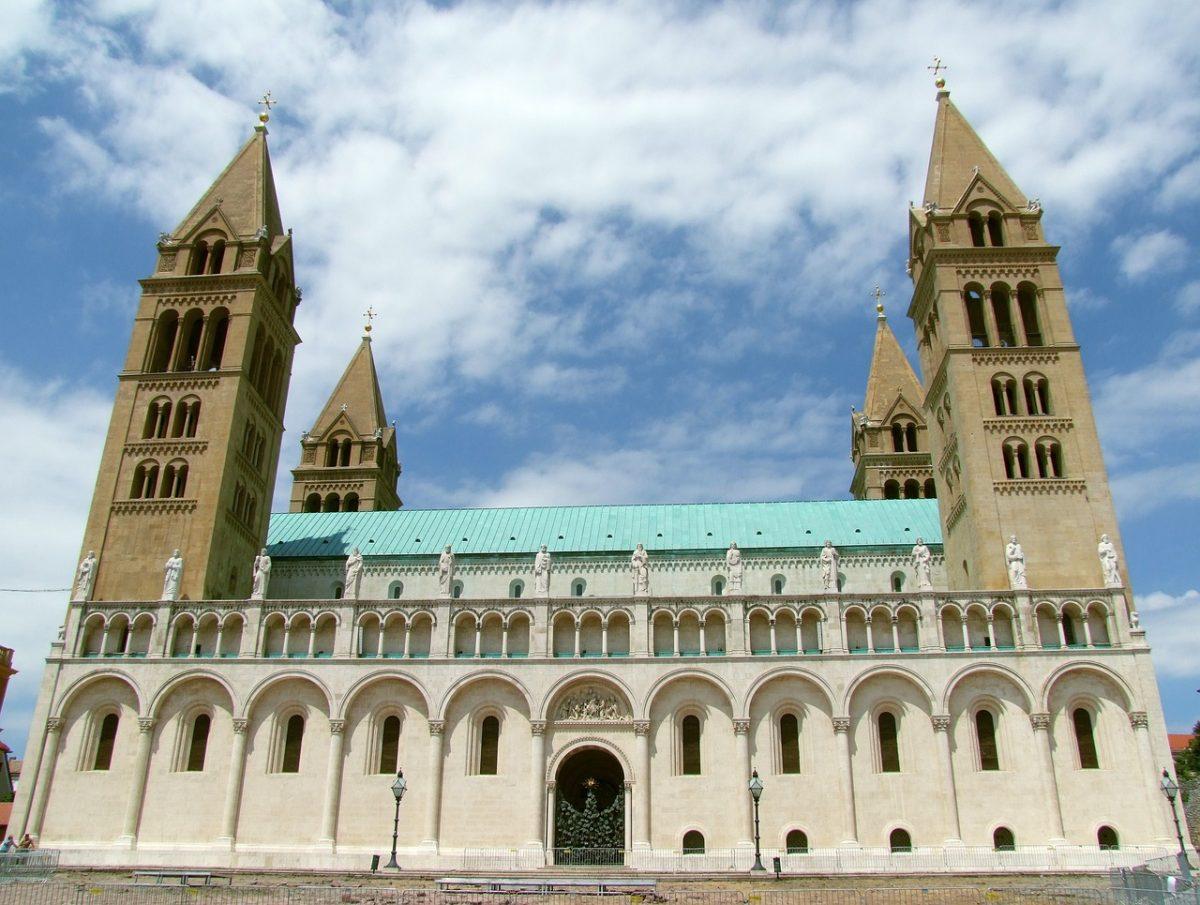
[1024, 375, 1051, 415]
[340, 439, 351, 467]
[884, 479, 900, 499]
[1017, 283, 1043, 346]
[964, 288, 990, 347]
[992, 374, 1018, 416]
[681, 714, 702, 775]
[1002, 439, 1030, 479]
[1062, 612, 1079, 647]
[200, 309, 229, 370]
[207, 239, 226, 274]
[878, 712, 900, 772]
[343, 492, 360, 512]
[905, 422, 918, 452]
[186, 713, 211, 772]
[189, 240, 209, 275]
[389, 581, 403, 600]
[711, 577, 725, 596]
[323, 493, 340, 512]
[975, 710, 1000, 771]
[682, 830, 705, 854]
[326, 439, 340, 467]
[923, 478, 936, 499]
[772, 575, 785, 595]
[93, 713, 119, 770]
[891, 423, 904, 452]
[779, 713, 800, 774]
[987, 211, 1005, 248]
[148, 309, 179, 373]
[1097, 826, 1119, 850]
[889, 828, 912, 853]
[478, 715, 500, 775]
[993, 826, 1015, 852]
[1073, 708, 1099, 769]
[891, 571, 905, 593]
[304, 493, 320, 513]
[144, 398, 172, 439]
[1036, 438, 1064, 478]
[991, 284, 1016, 347]
[452, 581, 463, 599]
[968, 212, 986, 247]
[785, 829, 809, 854]
[379, 715, 401, 774]
[281, 714, 304, 773]
[333, 584, 344, 599]
[572, 579, 586, 597]
[131, 461, 159, 499]
[903, 478, 921, 499]
[174, 309, 204, 372]
[509, 580, 524, 599]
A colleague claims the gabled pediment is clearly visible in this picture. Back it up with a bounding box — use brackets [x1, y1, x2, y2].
[175, 205, 240, 244]
[951, 171, 1022, 215]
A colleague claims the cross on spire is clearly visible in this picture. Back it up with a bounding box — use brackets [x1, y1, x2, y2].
[257, 90, 276, 124]
[363, 306, 378, 336]
[927, 57, 948, 88]
[872, 284, 886, 317]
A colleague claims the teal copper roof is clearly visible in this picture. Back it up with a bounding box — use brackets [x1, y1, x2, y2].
[266, 499, 942, 559]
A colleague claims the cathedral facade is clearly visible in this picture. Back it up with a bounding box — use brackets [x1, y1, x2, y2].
[8, 88, 1191, 872]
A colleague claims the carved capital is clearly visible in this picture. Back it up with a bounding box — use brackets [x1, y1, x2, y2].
[832, 717, 851, 734]
[329, 719, 345, 735]
[428, 720, 445, 737]
[45, 717, 64, 734]
[633, 720, 651, 737]
[932, 715, 951, 733]
[624, 780, 634, 790]
[1128, 711, 1149, 730]
[530, 720, 547, 737]
[1030, 712, 1051, 731]
[232, 718, 249, 735]
[733, 719, 751, 736]
[138, 717, 157, 734]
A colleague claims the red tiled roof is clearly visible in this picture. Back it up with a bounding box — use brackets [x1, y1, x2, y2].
[1169, 733, 1194, 754]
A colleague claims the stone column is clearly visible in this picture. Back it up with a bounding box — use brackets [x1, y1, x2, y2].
[633, 721, 651, 847]
[817, 617, 825, 652]
[319, 720, 346, 845]
[602, 622, 609, 657]
[699, 620, 707, 656]
[1031, 713, 1066, 841]
[423, 720, 446, 848]
[530, 721, 547, 847]
[865, 616, 875, 653]
[769, 618, 777, 655]
[833, 717, 858, 844]
[307, 624, 316, 658]
[502, 623, 510, 658]
[26, 718, 64, 840]
[623, 782, 634, 851]
[932, 715, 962, 842]
[733, 719, 753, 846]
[119, 717, 157, 846]
[985, 614, 994, 649]
[218, 718, 249, 846]
[282, 623, 292, 657]
[574, 620, 581, 657]
[473, 621, 481, 658]
[1082, 615, 1093, 648]
[1055, 614, 1067, 648]
[403, 623, 411, 658]
[891, 617, 900, 652]
[672, 618, 680, 657]
[214, 624, 224, 658]
[546, 781, 557, 851]
[961, 616, 971, 651]
[1129, 711, 1173, 841]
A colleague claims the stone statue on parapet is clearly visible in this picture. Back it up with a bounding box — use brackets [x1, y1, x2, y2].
[1006, 535, 1027, 590]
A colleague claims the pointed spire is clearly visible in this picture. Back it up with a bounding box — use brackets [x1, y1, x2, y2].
[309, 336, 390, 439]
[922, 88, 1027, 210]
[170, 126, 284, 241]
[862, 303, 924, 421]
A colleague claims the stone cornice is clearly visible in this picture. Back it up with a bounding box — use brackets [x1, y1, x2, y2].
[111, 498, 198, 515]
[119, 373, 222, 391]
[945, 496, 967, 532]
[125, 439, 209, 457]
[992, 479, 1087, 496]
[982, 417, 1074, 434]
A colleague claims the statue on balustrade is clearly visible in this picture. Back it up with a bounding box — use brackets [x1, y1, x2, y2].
[911, 538, 933, 591]
[438, 545, 455, 598]
[73, 550, 97, 602]
[251, 548, 272, 600]
[161, 549, 184, 601]
[344, 547, 364, 599]
[819, 540, 840, 592]
[726, 542, 744, 593]
[631, 544, 650, 596]
[534, 544, 552, 597]
[1006, 535, 1027, 590]
[1097, 534, 1122, 588]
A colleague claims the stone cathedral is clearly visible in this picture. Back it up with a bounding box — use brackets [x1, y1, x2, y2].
[9, 84, 1190, 873]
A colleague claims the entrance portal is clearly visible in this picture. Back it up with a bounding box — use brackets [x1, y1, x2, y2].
[553, 747, 625, 865]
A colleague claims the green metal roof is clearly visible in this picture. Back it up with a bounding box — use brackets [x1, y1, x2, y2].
[266, 499, 942, 559]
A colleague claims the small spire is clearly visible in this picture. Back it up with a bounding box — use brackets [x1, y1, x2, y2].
[257, 90, 276, 132]
[362, 306, 378, 340]
[872, 284, 886, 318]
[927, 56, 948, 93]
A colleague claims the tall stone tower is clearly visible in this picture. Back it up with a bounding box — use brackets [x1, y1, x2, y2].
[850, 302, 934, 501]
[289, 330, 401, 512]
[906, 83, 1126, 591]
[78, 118, 300, 601]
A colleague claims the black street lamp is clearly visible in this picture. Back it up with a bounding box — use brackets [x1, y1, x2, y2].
[1159, 769, 1192, 882]
[385, 768, 407, 870]
[748, 769, 765, 872]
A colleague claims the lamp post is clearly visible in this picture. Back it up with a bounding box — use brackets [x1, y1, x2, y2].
[385, 768, 407, 870]
[1159, 769, 1192, 882]
[748, 769, 765, 872]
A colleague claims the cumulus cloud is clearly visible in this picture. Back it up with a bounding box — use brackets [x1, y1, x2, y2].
[1135, 589, 1200, 678]
[1176, 280, 1200, 316]
[0, 362, 111, 755]
[1114, 229, 1188, 280]
[1111, 462, 1200, 521]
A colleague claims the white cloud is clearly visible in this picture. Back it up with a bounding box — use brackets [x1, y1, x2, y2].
[1136, 589, 1200, 678]
[1111, 462, 1200, 521]
[1114, 229, 1188, 280]
[1176, 280, 1200, 316]
[0, 363, 111, 756]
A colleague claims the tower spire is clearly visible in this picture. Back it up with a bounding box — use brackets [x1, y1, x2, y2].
[922, 88, 1027, 211]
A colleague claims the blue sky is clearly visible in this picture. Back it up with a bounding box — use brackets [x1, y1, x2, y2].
[1, 0, 1199, 755]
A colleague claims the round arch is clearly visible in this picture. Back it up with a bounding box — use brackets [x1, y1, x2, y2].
[641, 668, 736, 720]
[437, 669, 533, 721]
[241, 670, 334, 720]
[843, 664, 936, 715]
[147, 668, 238, 719]
[1040, 661, 1136, 712]
[940, 663, 1035, 715]
[337, 669, 433, 720]
[545, 736, 635, 784]
[740, 666, 837, 719]
[53, 669, 145, 718]
[539, 670, 637, 722]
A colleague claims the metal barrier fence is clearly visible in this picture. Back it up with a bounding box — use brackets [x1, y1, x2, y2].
[0, 853, 60, 882]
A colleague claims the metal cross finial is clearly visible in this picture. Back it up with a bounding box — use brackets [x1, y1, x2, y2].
[927, 57, 948, 89]
[257, 91, 276, 124]
[873, 284, 886, 317]
[363, 306, 378, 335]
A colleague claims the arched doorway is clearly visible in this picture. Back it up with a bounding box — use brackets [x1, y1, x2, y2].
[554, 746, 625, 865]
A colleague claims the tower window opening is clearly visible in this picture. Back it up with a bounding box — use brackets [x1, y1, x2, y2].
[681, 714, 702, 775]
[964, 289, 990, 347]
[148, 309, 179, 373]
[189, 241, 209, 275]
[175, 310, 204, 372]
[1024, 375, 1051, 415]
[975, 709, 1000, 771]
[304, 493, 320, 513]
[186, 713, 211, 772]
[884, 479, 900, 500]
[378, 715, 400, 774]
[93, 713, 119, 771]
[905, 422, 918, 452]
[923, 478, 936, 498]
[968, 212, 986, 247]
[478, 715, 500, 775]
[1018, 284, 1043, 346]
[207, 239, 226, 274]
[343, 492, 360, 512]
[991, 285, 1017, 347]
[1073, 707, 1099, 769]
[1002, 439, 1030, 480]
[779, 713, 801, 774]
[903, 478, 921, 499]
[987, 211, 1005, 247]
[878, 711, 900, 772]
[991, 375, 1018, 416]
[1036, 439, 1064, 478]
[281, 714, 304, 773]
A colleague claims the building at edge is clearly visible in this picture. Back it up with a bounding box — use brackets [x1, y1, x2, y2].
[8, 85, 1193, 872]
